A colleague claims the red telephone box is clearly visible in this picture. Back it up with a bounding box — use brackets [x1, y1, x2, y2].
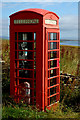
[9, 8, 60, 110]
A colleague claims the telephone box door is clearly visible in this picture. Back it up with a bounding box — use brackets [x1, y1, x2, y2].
[45, 28, 60, 109]
[14, 32, 37, 104]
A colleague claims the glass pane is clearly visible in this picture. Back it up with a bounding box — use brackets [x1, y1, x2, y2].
[34, 52, 36, 60]
[50, 87, 56, 95]
[50, 33, 53, 40]
[48, 60, 57, 69]
[18, 32, 33, 40]
[50, 70, 54, 77]
[53, 33, 57, 40]
[34, 61, 36, 69]
[18, 42, 33, 50]
[19, 82, 30, 94]
[30, 89, 34, 98]
[19, 70, 33, 78]
[15, 42, 17, 50]
[34, 89, 36, 97]
[34, 71, 36, 78]
[15, 32, 17, 40]
[50, 33, 57, 40]
[48, 51, 56, 59]
[49, 69, 59, 78]
[48, 51, 59, 59]
[48, 98, 50, 106]
[48, 42, 57, 50]
[15, 51, 17, 59]
[18, 32, 22, 40]
[34, 33, 36, 40]
[34, 42, 36, 50]
[50, 60, 57, 68]
[50, 96, 56, 104]
[48, 78, 57, 87]
[15, 61, 17, 68]
[34, 80, 36, 88]
[18, 51, 36, 60]
[50, 78, 57, 86]
[19, 61, 33, 69]
[23, 33, 27, 40]
[48, 42, 50, 49]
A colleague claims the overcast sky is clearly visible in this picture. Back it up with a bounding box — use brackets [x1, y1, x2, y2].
[0, 2, 78, 40]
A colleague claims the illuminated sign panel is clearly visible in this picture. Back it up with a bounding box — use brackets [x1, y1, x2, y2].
[14, 19, 39, 24]
[45, 19, 57, 25]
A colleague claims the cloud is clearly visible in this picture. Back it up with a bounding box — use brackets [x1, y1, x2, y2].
[2, 2, 39, 11]
[1, 18, 9, 37]
[2, 2, 29, 8]
[0, 18, 9, 37]
[60, 29, 78, 40]
[60, 15, 78, 30]
[0, 3, 2, 19]
[37, 2, 55, 8]
[60, 15, 78, 40]
[1, 0, 79, 2]
[0, 19, 2, 37]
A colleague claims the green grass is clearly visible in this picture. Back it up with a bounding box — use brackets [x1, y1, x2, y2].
[60, 45, 80, 76]
[2, 104, 80, 119]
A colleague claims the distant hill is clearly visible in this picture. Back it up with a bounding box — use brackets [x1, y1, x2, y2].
[0, 36, 9, 40]
[60, 39, 78, 41]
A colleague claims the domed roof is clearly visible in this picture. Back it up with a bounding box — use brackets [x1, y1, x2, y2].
[9, 8, 59, 19]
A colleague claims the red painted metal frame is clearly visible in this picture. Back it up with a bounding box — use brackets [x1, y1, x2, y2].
[45, 28, 60, 109]
[16, 33, 35, 103]
[10, 8, 60, 111]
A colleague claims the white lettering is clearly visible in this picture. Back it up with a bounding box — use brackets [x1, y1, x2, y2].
[45, 19, 57, 25]
[14, 19, 39, 24]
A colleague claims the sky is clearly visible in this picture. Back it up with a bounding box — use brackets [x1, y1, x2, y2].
[0, 2, 78, 40]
